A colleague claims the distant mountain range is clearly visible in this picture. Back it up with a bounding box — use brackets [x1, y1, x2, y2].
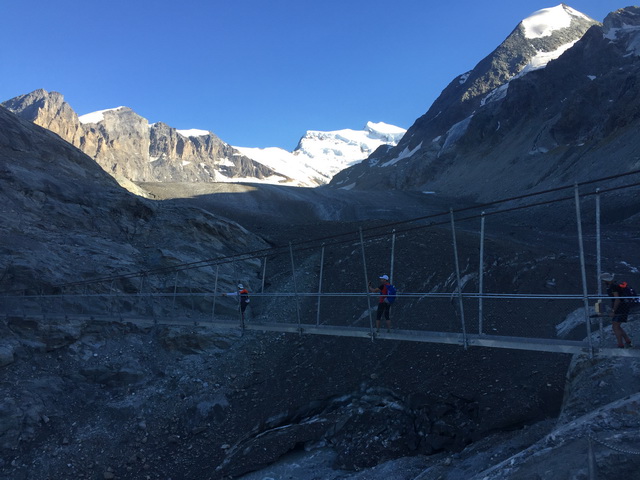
[1, 91, 405, 190]
[4, 5, 640, 207]
[330, 5, 640, 202]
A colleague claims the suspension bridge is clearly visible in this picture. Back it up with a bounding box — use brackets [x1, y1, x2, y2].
[2, 175, 640, 359]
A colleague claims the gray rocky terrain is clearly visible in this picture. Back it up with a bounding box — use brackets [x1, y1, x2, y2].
[2, 99, 640, 478]
[2, 6, 640, 479]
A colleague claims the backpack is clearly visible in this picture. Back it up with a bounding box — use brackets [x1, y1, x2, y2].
[385, 284, 397, 304]
[619, 282, 640, 305]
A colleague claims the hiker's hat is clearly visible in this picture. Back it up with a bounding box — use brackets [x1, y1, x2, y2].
[237, 283, 244, 289]
[600, 273, 614, 282]
[379, 274, 389, 280]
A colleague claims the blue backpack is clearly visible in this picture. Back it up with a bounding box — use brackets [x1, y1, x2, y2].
[385, 284, 397, 304]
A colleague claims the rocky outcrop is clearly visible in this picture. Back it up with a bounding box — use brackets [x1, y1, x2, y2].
[81, 107, 152, 180]
[148, 122, 277, 183]
[1, 89, 85, 147]
[216, 388, 479, 477]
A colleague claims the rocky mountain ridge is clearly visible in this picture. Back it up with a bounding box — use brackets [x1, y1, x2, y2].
[330, 6, 640, 203]
[2, 90, 405, 189]
[2, 90, 285, 191]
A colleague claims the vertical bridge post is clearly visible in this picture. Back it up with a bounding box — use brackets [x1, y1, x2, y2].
[390, 229, 396, 284]
[595, 189, 603, 345]
[211, 265, 219, 323]
[450, 208, 468, 349]
[575, 184, 594, 358]
[316, 244, 325, 327]
[359, 228, 375, 340]
[478, 212, 485, 336]
[289, 242, 302, 334]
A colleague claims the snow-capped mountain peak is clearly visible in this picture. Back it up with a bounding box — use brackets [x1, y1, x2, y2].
[521, 4, 592, 39]
[328, 4, 602, 194]
[234, 122, 406, 187]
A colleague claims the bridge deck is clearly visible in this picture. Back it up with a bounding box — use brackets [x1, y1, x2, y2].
[17, 313, 638, 358]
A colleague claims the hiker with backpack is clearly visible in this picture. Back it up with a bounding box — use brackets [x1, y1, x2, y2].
[223, 283, 250, 322]
[601, 273, 633, 348]
[368, 274, 396, 333]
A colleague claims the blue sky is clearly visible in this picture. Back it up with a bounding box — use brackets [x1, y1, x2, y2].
[0, 1, 623, 150]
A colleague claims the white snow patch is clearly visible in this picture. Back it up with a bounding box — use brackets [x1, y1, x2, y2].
[177, 128, 210, 137]
[233, 146, 324, 187]
[78, 107, 127, 124]
[517, 41, 578, 77]
[481, 83, 509, 106]
[339, 183, 356, 190]
[529, 146, 550, 155]
[618, 261, 640, 274]
[441, 116, 473, 152]
[587, 75, 596, 80]
[217, 158, 235, 168]
[481, 40, 578, 104]
[381, 142, 422, 167]
[521, 5, 589, 39]
[604, 24, 640, 45]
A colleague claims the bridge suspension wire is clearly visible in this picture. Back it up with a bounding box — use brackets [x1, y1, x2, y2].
[8, 177, 640, 293]
[355, 178, 640, 240]
[8, 176, 640, 292]
[275, 171, 640, 252]
[2, 171, 639, 294]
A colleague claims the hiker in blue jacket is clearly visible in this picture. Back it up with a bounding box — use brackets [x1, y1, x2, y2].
[369, 274, 392, 333]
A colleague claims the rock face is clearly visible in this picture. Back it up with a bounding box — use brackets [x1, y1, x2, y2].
[148, 121, 274, 183]
[0, 105, 267, 296]
[2, 90, 284, 189]
[330, 6, 640, 202]
[1, 90, 85, 147]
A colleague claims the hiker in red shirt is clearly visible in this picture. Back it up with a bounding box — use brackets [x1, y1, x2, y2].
[369, 274, 392, 333]
[601, 273, 633, 348]
[223, 284, 250, 322]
